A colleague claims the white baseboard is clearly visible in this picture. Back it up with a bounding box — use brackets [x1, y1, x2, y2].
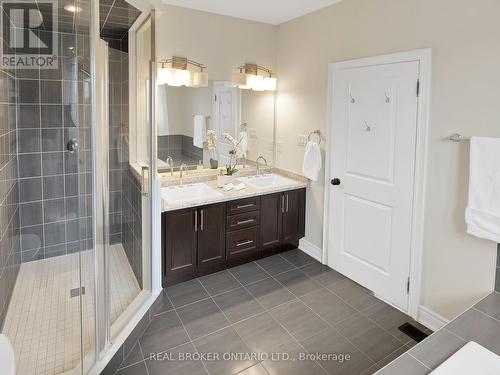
[418, 305, 449, 331]
[298, 238, 322, 262]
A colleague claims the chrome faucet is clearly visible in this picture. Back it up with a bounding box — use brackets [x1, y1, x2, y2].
[166, 156, 174, 176]
[256, 156, 267, 175]
[179, 163, 187, 185]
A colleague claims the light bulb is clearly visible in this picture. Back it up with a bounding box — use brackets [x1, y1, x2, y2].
[247, 74, 264, 91]
[263, 77, 277, 91]
[157, 67, 172, 85]
[193, 71, 209, 87]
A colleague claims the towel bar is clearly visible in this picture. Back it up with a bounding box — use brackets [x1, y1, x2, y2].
[448, 133, 470, 142]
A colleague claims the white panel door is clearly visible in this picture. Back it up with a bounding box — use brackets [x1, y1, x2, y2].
[328, 61, 419, 310]
[214, 83, 240, 166]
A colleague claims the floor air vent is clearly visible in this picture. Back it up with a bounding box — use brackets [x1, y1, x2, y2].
[398, 322, 429, 342]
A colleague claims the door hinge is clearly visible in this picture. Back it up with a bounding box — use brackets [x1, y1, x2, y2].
[416, 79, 420, 97]
[215, 94, 217, 101]
[406, 277, 410, 294]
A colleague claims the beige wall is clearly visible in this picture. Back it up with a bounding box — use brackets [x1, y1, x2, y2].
[275, 0, 500, 319]
[156, 5, 277, 82]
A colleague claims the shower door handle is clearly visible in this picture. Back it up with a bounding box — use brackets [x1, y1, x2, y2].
[66, 138, 79, 153]
[141, 166, 150, 197]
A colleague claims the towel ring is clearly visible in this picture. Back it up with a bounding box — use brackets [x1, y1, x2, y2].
[307, 130, 322, 145]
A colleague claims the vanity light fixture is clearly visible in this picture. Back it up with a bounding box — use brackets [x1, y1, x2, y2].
[233, 63, 277, 91]
[157, 56, 208, 87]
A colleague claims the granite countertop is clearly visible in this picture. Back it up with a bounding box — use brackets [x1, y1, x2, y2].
[376, 291, 500, 374]
[161, 173, 308, 212]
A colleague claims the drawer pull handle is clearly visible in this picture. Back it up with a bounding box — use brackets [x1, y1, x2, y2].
[235, 219, 254, 226]
[236, 203, 255, 209]
[236, 239, 253, 247]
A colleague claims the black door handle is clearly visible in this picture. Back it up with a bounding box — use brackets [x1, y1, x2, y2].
[331, 178, 341, 186]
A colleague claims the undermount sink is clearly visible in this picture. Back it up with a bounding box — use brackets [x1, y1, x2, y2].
[161, 183, 223, 204]
[237, 173, 296, 189]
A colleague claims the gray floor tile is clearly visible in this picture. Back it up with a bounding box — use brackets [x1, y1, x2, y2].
[408, 328, 465, 369]
[279, 249, 317, 267]
[200, 270, 242, 296]
[177, 298, 230, 340]
[376, 346, 409, 368]
[274, 268, 322, 297]
[146, 342, 208, 375]
[299, 262, 346, 287]
[300, 288, 357, 325]
[326, 278, 369, 301]
[193, 326, 257, 375]
[234, 312, 296, 353]
[262, 341, 327, 375]
[335, 313, 404, 362]
[166, 279, 210, 308]
[116, 361, 148, 375]
[256, 255, 296, 275]
[153, 289, 174, 316]
[119, 341, 144, 369]
[245, 277, 295, 309]
[213, 287, 265, 323]
[375, 354, 430, 375]
[269, 299, 328, 341]
[447, 308, 500, 355]
[344, 291, 381, 312]
[236, 363, 268, 375]
[474, 292, 500, 320]
[139, 310, 189, 357]
[301, 327, 375, 375]
[363, 302, 423, 344]
[229, 262, 270, 285]
[360, 364, 381, 375]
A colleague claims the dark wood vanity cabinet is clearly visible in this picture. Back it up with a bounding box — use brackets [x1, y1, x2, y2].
[197, 203, 226, 276]
[162, 207, 198, 286]
[162, 188, 306, 287]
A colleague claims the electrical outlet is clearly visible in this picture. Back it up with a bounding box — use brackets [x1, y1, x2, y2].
[277, 141, 284, 153]
[250, 128, 258, 138]
[297, 134, 307, 146]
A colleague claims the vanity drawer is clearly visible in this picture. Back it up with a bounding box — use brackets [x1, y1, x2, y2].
[226, 227, 260, 260]
[227, 211, 260, 231]
[227, 197, 260, 215]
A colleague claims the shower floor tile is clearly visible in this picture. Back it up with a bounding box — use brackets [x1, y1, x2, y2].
[1, 244, 140, 375]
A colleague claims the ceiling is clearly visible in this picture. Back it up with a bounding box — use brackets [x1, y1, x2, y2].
[160, 0, 341, 25]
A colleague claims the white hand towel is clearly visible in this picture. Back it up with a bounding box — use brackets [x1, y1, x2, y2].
[302, 141, 322, 181]
[157, 85, 169, 136]
[465, 136, 500, 242]
[193, 115, 206, 148]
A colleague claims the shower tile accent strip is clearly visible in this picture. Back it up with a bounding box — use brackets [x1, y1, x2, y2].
[0, 68, 20, 329]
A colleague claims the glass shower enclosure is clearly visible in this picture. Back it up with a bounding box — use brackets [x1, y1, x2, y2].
[0, 0, 155, 374]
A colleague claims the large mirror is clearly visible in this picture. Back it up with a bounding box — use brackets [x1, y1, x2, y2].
[157, 80, 275, 172]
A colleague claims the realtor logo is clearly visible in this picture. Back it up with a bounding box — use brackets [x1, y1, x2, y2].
[0, 0, 58, 69]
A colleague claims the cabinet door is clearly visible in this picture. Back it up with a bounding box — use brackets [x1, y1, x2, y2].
[282, 189, 306, 244]
[162, 209, 197, 287]
[260, 192, 283, 254]
[198, 203, 226, 276]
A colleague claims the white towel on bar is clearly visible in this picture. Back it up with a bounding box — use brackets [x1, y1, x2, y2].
[465, 136, 500, 242]
[193, 115, 206, 148]
[302, 141, 322, 181]
[157, 85, 169, 136]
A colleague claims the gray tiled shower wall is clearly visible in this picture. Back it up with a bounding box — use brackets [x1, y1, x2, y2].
[17, 32, 93, 262]
[108, 42, 143, 288]
[0, 69, 21, 329]
[158, 134, 203, 167]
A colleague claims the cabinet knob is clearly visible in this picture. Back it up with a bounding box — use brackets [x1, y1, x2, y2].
[331, 178, 341, 186]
